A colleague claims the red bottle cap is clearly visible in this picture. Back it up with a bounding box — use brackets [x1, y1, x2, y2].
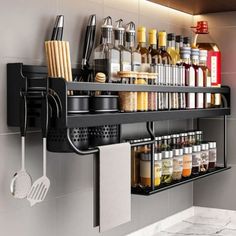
[191, 21, 209, 34]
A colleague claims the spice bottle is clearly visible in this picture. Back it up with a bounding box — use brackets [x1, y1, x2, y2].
[195, 131, 203, 144]
[136, 72, 148, 111]
[178, 65, 186, 109]
[180, 133, 188, 147]
[155, 136, 162, 152]
[171, 134, 180, 149]
[140, 151, 162, 187]
[183, 147, 193, 177]
[148, 73, 158, 111]
[161, 150, 173, 184]
[169, 65, 179, 110]
[156, 64, 167, 110]
[173, 149, 184, 180]
[208, 142, 217, 171]
[188, 132, 196, 146]
[192, 145, 201, 175]
[131, 139, 140, 187]
[161, 135, 171, 151]
[117, 71, 137, 112]
[200, 143, 209, 173]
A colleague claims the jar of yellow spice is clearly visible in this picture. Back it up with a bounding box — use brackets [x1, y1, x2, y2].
[136, 72, 148, 111]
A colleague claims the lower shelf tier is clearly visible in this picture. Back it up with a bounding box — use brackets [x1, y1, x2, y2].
[131, 166, 231, 195]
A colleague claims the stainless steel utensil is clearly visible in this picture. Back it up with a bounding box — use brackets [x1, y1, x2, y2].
[10, 94, 32, 199]
[27, 96, 50, 206]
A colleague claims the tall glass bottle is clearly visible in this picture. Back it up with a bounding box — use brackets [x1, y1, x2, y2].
[94, 16, 120, 83]
[137, 26, 150, 72]
[125, 22, 141, 72]
[191, 48, 204, 109]
[167, 33, 179, 65]
[114, 19, 132, 72]
[183, 37, 191, 47]
[180, 47, 195, 109]
[175, 35, 183, 54]
[158, 31, 172, 64]
[148, 29, 162, 64]
[199, 49, 212, 108]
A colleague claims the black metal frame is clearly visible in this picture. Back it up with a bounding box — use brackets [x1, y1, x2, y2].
[7, 63, 231, 195]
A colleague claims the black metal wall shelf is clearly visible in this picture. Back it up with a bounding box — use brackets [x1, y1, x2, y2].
[132, 166, 231, 195]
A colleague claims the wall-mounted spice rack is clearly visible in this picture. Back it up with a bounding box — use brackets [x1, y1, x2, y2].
[7, 63, 231, 195]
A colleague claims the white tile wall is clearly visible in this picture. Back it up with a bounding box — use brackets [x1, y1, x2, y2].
[2, 0, 194, 235]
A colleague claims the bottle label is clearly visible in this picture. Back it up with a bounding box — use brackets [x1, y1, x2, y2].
[173, 157, 183, 172]
[211, 56, 217, 84]
[187, 93, 195, 109]
[192, 153, 201, 167]
[183, 155, 192, 169]
[209, 150, 217, 162]
[201, 151, 209, 165]
[140, 160, 162, 178]
[162, 159, 173, 175]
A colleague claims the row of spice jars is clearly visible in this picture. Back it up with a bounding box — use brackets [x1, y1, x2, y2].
[137, 142, 217, 188]
[155, 130, 203, 151]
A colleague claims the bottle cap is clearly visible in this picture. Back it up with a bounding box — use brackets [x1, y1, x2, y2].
[155, 136, 162, 141]
[192, 145, 201, 152]
[184, 147, 192, 154]
[180, 47, 191, 59]
[173, 148, 183, 156]
[126, 21, 135, 33]
[162, 150, 173, 159]
[201, 143, 209, 150]
[167, 33, 175, 41]
[183, 37, 190, 44]
[95, 73, 106, 83]
[149, 29, 157, 45]
[199, 49, 208, 62]
[195, 131, 203, 135]
[188, 131, 195, 136]
[158, 31, 167, 47]
[208, 142, 216, 149]
[176, 35, 183, 43]
[137, 26, 146, 43]
[180, 133, 188, 137]
[191, 48, 200, 60]
[101, 16, 113, 28]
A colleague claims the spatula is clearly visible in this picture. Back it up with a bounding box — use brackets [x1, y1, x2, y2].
[27, 95, 50, 206]
[10, 94, 32, 199]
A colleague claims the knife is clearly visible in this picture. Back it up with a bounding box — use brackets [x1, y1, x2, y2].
[51, 15, 64, 41]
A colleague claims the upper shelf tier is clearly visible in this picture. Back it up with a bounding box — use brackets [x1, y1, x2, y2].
[148, 0, 236, 15]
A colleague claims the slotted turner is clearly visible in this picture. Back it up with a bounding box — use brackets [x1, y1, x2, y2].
[27, 95, 50, 206]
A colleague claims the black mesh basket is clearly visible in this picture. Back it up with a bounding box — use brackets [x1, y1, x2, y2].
[89, 125, 120, 146]
[47, 127, 89, 152]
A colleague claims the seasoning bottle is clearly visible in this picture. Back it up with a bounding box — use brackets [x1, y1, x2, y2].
[171, 134, 180, 149]
[158, 31, 172, 64]
[200, 143, 209, 173]
[131, 139, 140, 187]
[178, 65, 186, 109]
[140, 151, 162, 187]
[195, 131, 203, 145]
[191, 48, 204, 109]
[208, 142, 217, 171]
[183, 147, 193, 177]
[163, 64, 170, 110]
[117, 71, 137, 112]
[180, 47, 195, 109]
[188, 132, 196, 146]
[169, 65, 179, 110]
[149, 29, 162, 64]
[180, 133, 188, 148]
[173, 149, 184, 181]
[161, 150, 173, 184]
[148, 73, 158, 111]
[136, 72, 148, 111]
[161, 135, 171, 151]
[155, 136, 162, 152]
[192, 145, 201, 175]
[156, 64, 166, 110]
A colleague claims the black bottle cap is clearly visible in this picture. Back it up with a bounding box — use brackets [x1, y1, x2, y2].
[176, 35, 183, 43]
[183, 36, 190, 44]
[167, 33, 175, 41]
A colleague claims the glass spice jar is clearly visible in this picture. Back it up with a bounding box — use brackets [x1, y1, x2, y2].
[171, 134, 180, 149]
[200, 143, 209, 173]
[155, 136, 162, 152]
[169, 65, 179, 110]
[192, 145, 202, 175]
[173, 149, 184, 181]
[136, 72, 148, 111]
[183, 147, 193, 177]
[161, 150, 173, 184]
[117, 71, 137, 112]
[140, 151, 162, 187]
[180, 133, 188, 147]
[208, 142, 217, 171]
[195, 131, 203, 145]
[178, 65, 186, 109]
[161, 135, 171, 151]
[156, 64, 165, 110]
[148, 73, 158, 111]
[163, 64, 170, 110]
[188, 132, 196, 146]
[131, 139, 141, 187]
